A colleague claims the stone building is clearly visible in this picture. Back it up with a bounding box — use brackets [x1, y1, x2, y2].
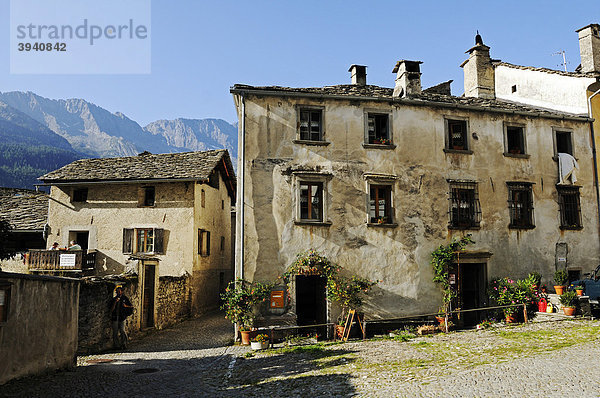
[38, 150, 236, 329]
[230, 36, 600, 326]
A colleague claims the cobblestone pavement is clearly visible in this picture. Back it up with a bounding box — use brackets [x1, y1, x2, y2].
[2, 317, 600, 397]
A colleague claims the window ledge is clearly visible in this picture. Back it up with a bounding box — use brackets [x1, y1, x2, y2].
[509, 224, 535, 230]
[443, 148, 473, 155]
[560, 226, 583, 231]
[503, 153, 530, 159]
[293, 139, 331, 146]
[367, 222, 398, 228]
[294, 220, 332, 226]
[363, 143, 396, 150]
[448, 225, 481, 230]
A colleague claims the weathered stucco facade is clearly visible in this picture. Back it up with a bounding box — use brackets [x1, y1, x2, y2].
[41, 150, 235, 329]
[232, 42, 600, 324]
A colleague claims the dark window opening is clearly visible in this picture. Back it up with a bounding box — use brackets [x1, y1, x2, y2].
[511, 85, 517, 93]
[558, 187, 581, 229]
[449, 182, 481, 229]
[220, 236, 225, 252]
[506, 126, 525, 154]
[556, 131, 573, 155]
[201, 189, 205, 208]
[508, 183, 534, 228]
[369, 185, 392, 223]
[367, 114, 390, 144]
[299, 109, 323, 141]
[447, 120, 468, 150]
[143, 186, 155, 206]
[0, 284, 11, 323]
[299, 182, 323, 221]
[72, 188, 88, 202]
[209, 171, 220, 189]
[221, 200, 224, 210]
[199, 229, 211, 256]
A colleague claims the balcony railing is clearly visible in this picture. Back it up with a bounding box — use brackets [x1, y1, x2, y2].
[26, 249, 97, 275]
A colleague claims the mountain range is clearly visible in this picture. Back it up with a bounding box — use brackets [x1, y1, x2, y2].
[0, 91, 238, 189]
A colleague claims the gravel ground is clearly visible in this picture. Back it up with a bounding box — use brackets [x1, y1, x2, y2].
[2, 316, 600, 397]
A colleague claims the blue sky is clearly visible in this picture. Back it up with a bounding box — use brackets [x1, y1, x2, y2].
[0, 0, 596, 125]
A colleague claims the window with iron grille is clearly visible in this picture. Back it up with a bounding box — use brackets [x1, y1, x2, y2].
[369, 185, 393, 224]
[367, 114, 390, 144]
[557, 186, 582, 229]
[299, 182, 324, 221]
[299, 109, 323, 141]
[507, 183, 534, 228]
[446, 119, 468, 151]
[448, 181, 481, 229]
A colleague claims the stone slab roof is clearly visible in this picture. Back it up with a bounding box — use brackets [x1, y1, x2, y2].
[232, 84, 589, 120]
[0, 188, 48, 231]
[40, 150, 236, 186]
[494, 61, 600, 79]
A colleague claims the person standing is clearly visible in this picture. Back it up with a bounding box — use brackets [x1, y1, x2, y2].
[110, 286, 133, 349]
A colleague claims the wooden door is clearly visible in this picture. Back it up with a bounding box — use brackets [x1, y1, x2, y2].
[142, 263, 156, 328]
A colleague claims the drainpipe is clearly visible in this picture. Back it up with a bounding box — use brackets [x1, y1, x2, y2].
[588, 88, 600, 232]
[233, 93, 245, 340]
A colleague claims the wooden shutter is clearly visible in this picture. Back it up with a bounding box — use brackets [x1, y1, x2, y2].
[154, 228, 164, 254]
[123, 229, 134, 254]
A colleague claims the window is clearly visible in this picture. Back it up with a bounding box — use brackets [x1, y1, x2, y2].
[367, 113, 390, 144]
[201, 189, 205, 208]
[0, 283, 11, 323]
[72, 188, 88, 202]
[299, 109, 323, 141]
[299, 182, 323, 221]
[445, 119, 469, 151]
[142, 186, 155, 206]
[555, 130, 573, 156]
[220, 236, 225, 252]
[511, 85, 517, 93]
[369, 185, 393, 224]
[221, 200, 224, 210]
[198, 229, 211, 256]
[448, 181, 481, 229]
[504, 125, 526, 155]
[507, 183, 534, 228]
[122, 228, 164, 254]
[557, 186, 582, 229]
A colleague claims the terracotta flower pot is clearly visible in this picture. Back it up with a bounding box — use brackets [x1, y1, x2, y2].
[505, 314, 517, 323]
[563, 307, 576, 316]
[554, 285, 565, 295]
[576, 289, 584, 296]
[240, 330, 257, 345]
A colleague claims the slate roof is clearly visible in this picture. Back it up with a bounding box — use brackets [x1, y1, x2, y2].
[494, 61, 600, 78]
[0, 188, 48, 231]
[39, 150, 236, 187]
[231, 84, 590, 120]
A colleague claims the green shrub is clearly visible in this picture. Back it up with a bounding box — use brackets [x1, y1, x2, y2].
[554, 269, 568, 286]
[559, 290, 578, 308]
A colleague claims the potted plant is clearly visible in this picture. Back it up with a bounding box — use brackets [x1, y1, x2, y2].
[528, 272, 542, 290]
[574, 285, 584, 296]
[488, 277, 538, 323]
[559, 290, 578, 316]
[554, 269, 568, 295]
[250, 334, 270, 350]
[221, 278, 272, 345]
[327, 274, 377, 338]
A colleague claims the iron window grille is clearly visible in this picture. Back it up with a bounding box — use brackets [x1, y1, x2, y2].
[557, 186, 582, 229]
[299, 109, 323, 141]
[367, 114, 390, 144]
[448, 181, 481, 229]
[447, 119, 468, 150]
[507, 183, 534, 228]
[299, 182, 324, 221]
[369, 185, 393, 223]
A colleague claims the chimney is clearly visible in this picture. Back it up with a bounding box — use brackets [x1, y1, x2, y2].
[392, 60, 422, 98]
[576, 24, 600, 74]
[349, 64, 367, 85]
[461, 33, 495, 99]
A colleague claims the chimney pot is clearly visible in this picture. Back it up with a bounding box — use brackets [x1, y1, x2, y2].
[576, 24, 600, 74]
[461, 33, 495, 99]
[392, 60, 422, 98]
[349, 64, 367, 85]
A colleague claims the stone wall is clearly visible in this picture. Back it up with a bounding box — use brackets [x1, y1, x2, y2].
[0, 272, 79, 385]
[156, 275, 191, 329]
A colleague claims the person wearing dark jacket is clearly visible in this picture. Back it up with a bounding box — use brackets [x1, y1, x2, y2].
[110, 286, 133, 349]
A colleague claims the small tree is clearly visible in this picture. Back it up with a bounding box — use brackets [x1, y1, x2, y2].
[220, 278, 272, 330]
[0, 218, 17, 261]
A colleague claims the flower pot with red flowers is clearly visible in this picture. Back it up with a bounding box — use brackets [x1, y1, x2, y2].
[554, 269, 568, 295]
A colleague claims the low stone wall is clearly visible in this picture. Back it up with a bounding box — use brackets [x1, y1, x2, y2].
[0, 272, 79, 385]
[156, 275, 191, 329]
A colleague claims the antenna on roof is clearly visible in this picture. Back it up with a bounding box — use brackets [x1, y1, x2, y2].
[552, 50, 568, 72]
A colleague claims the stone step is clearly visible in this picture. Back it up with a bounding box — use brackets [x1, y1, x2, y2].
[534, 311, 574, 321]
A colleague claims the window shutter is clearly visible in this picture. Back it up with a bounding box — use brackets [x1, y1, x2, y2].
[123, 229, 133, 254]
[154, 228, 165, 254]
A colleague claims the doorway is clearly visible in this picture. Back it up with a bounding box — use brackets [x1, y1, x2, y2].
[450, 262, 487, 327]
[142, 262, 156, 329]
[68, 231, 89, 251]
[295, 275, 327, 326]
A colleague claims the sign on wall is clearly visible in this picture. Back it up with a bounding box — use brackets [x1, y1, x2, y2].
[59, 254, 77, 268]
